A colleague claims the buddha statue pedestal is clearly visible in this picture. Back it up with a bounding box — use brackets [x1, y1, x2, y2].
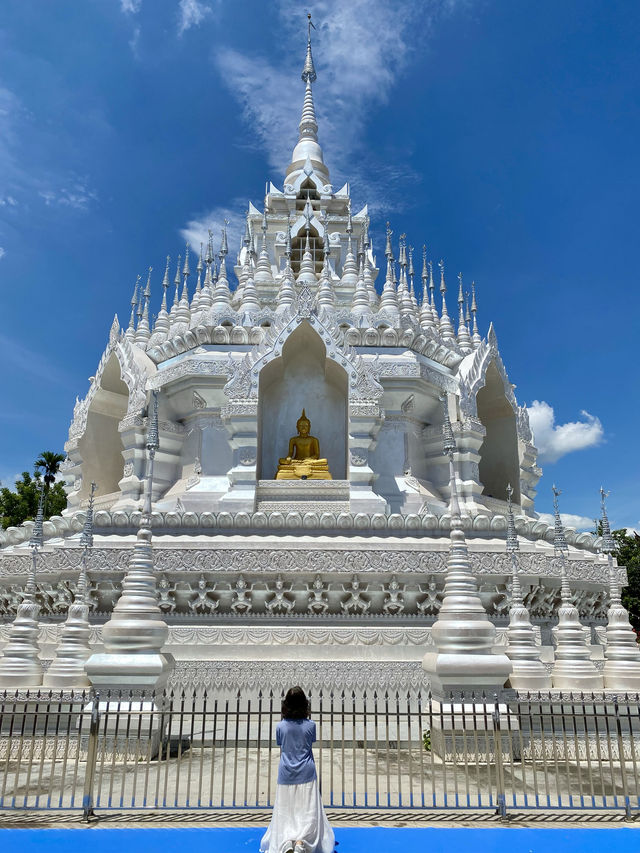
[275, 409, 332, 481]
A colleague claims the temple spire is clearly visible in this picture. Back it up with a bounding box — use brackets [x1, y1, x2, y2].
[456, 272, 472, 352]
[379, 221, 399, 321]
[471, 281, 482, 347]
[438, 259, 455, 344]
[284, 15, 329, 188]
[125, 277, 140, 342]
[135, 266, 152, 346]
[419, 246, 435, 330]
[212, 222, 231, 309]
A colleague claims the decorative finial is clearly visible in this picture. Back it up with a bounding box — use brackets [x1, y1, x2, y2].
[220, 220, 229, 257]
[438, 259, 446, 293]
[506, 483, 519, 553]
[146, 391, 159, 453]
[162, 256, 171, 290]
[135, 274, 143, 321]
[552, 484, 568, 554]
[440, 395, 457, 457]
[599, 487, 616, 554]
[80, 481, 97, 552]
[302, 14, 317, 83]
[128, 277, 140, 330]
[29, 480, 45, 551]
[182, 243, 190, 276]
[385, 222, 393, 259]
[323, 219, 331, 257]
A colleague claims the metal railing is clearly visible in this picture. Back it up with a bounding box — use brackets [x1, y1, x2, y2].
[1, 687, 639, 819]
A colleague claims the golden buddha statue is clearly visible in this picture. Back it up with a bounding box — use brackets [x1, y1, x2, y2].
[275, 409, 332, 480]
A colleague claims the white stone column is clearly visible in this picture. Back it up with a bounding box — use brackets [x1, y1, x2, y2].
[219, 399, 259, 511]
[422, 401, 511, 698]
[347, 400, 386, 513]
[550, 486, 603, 691]
[0, 483, 45, 687]
[504, 484, 551, 690]
[599, 488, 640, 691]
[44, 483, 96, 688]
[85, 393, 174, 694]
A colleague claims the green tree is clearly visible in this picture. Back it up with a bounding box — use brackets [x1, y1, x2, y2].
[0, 456, 68, 529]
[35, 451, 66, 490]
[615, 529, 640, 631]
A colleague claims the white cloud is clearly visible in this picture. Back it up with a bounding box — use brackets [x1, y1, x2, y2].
[212, 0, 460, 211]
[0, 472, 22, 489]
[39, 179, 98, 210]
[120, 0, 141, 13]
[178, 0, 212, 35]
[179, 201, 247, 262]
[538, 512, 595, 532]
[0, 85, 98, 212]
[0, 248, 5, 260]
[527, 399, 604, 464]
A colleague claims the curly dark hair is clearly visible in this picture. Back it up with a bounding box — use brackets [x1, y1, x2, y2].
[281, 686, 311, 720]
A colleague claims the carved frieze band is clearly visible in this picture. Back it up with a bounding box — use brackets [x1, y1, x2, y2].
[0, 547, 615, 583]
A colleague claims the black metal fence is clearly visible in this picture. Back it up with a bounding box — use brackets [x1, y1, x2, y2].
[1, 687, 639, 820]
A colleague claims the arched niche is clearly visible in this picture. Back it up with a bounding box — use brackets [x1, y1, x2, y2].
[258, 322, 348, 480]
[476, 361, 520, 503]
[291, 223, 323, 277]
[78, 353, 128, 500]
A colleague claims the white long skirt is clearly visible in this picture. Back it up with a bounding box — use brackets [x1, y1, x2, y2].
[260, 779, 335, 853]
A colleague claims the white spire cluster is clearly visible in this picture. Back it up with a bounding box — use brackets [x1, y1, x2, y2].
[115, 16, 487, 367]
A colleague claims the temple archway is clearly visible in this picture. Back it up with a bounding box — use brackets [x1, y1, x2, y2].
[77, 352, 128, 501]
[476, 361, 520, 503]
[257, 321, 348, 480]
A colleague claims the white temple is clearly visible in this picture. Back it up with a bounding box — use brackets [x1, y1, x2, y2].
[0, 26, 627, 695]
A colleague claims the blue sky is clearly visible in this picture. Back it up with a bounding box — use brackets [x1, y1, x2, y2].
[0, 0, 638, 530]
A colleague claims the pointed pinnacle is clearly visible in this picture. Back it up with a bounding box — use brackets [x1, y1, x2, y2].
[506, 483, 519, 552]
[80, 481, 97, 551]
[385, 222, 393, 259]
[302, 14, 317, 83]
[30, 480, 45, 550]
[441, 396, 457, 456]
[220, 221, 229, 257]
[552, 485, 568, 554]
[599, 487, 616, 553]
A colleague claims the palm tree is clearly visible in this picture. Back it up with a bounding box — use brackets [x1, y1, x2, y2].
[35, 451, 66, 491]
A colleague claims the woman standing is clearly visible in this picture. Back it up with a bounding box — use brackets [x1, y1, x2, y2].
[260, 686, 335, 853]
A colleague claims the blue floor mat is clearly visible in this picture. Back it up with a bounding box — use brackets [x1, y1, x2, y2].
[1, 826, 639, 853]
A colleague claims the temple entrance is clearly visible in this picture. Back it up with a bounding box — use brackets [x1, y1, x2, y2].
[257, 322, 348, 480]
[476, 361, 520, 503]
